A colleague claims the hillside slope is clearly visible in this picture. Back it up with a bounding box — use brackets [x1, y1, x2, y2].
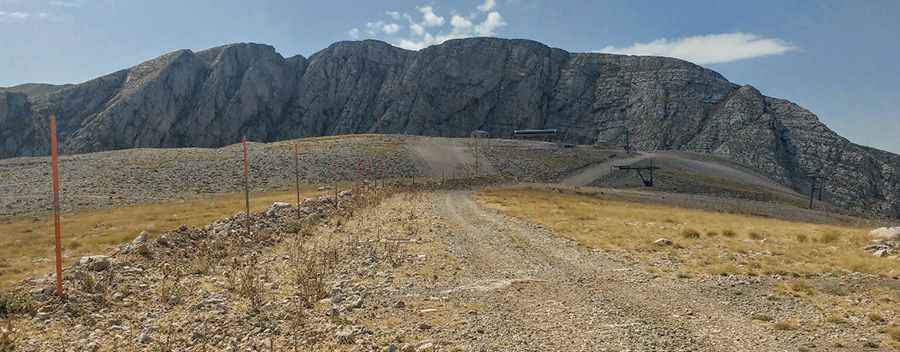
[0, 38, 897, 218]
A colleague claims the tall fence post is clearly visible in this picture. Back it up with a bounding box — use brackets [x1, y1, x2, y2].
[294, 143, 300, 219]
[242, 137, 250, 236]
[334, 164, 339, 211]
[49, 113, 64, 297]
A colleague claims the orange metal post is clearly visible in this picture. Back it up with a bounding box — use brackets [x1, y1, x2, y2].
[49, 114, 64, 297]
[294, 143, 301, 219]
[242, 137, 250, 236]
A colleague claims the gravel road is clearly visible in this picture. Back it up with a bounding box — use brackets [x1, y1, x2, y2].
[430, 191, 804, 351]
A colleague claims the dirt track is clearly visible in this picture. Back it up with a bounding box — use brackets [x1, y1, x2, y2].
[409, 137, 497, 177]
[427, 191, 803, 351]
[560, 152, 653, 187]
[560, 150, 802, 199]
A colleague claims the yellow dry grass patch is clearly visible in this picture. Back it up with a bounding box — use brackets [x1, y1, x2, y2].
[0, 187, 323, 288]
[476, 189, 897, 278]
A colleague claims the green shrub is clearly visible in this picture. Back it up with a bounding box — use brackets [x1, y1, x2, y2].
[0, 293, 35, 317]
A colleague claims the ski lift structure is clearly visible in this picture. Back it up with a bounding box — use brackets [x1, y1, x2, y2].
[614, 159, 660, 187]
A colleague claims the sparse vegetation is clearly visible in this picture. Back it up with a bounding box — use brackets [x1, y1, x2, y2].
[0, 189, 321, 288]
[238, 254, 266, 312]
[680, 229, 701, 239]
[818, 230, 842, 244]
[868, 312, 884, 323]
[0, 319, 13, 352]
[751, 313, 773, 322]
[477, 189, 890, 277]
[773, 321, 799, 331]
[825, 314, 848, 324]
[888, 325, 900, 341]
[290, 241, 333, 307]
[0, 293, 34, 317]
[158, 263, 185, 306]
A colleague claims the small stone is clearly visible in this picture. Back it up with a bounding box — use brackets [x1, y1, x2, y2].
[873, 249, 894, 257]
[132, 231, 148, 245]
[654, 238, 673, 246]
[77, 255, 112, 271]
[335, 326, 359, 344]
[346, 295, 363, 310]
[266, 202, 292, 217]
[138, 333, 153, 344]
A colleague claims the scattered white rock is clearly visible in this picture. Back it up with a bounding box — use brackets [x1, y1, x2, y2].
[335, 325, 363, 344]
[132, 231, 148, 245]
[654, 238, 673, 246]
[77, 255, 112, 271]
[874, 249, 894, 257]
[266, 202, 293, 217]
[869, 227, 900, 241]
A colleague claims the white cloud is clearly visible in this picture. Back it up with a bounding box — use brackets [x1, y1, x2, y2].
[474, 11, 505, 36]
[410, 22, 425, 36]
[49, 0, 81, 7]
[417, 6, 444, 27]
[348, 28, 360, 39]
[0, 10, 57, 21]
[382, 23, 400, 34]
[365, 20, 401, 35]
[599, 32, 796, 65]
[347, 2, 508, 50]
[450, 15, 472, 31]
[477, 0, 496, 12]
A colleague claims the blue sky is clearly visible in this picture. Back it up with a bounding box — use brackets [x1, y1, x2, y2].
[2, 0, 898, 153]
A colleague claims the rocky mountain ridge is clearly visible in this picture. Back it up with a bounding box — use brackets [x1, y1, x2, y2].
[0, 38, 897, 218]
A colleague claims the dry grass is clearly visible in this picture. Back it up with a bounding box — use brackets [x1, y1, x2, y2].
[476, 189, 896, 278]
[888, 325, 900, 341]
[773, 321, 799, 331]
[0, 188, 320, 288]
[751, 313, 773, 322]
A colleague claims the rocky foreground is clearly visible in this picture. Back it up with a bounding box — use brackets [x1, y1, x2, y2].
[2, 178, 899, 351]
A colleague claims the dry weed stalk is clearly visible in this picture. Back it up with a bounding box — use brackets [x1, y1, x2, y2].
[290, 240, 333, 307]
[239, 254, 266, 312]
[0, 319, 13, 352]
[158, 263, 184, 306]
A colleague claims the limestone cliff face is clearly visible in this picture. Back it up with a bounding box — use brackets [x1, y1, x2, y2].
[1, 38, 897, 218]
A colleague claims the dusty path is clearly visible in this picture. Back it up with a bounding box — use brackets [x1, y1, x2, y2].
[428, 190, 802, 351]
[560, 152, 653, 187]
[651, 151, 800, 196]
[409, 137, 497, 177]
[561, 150, 802, 198]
